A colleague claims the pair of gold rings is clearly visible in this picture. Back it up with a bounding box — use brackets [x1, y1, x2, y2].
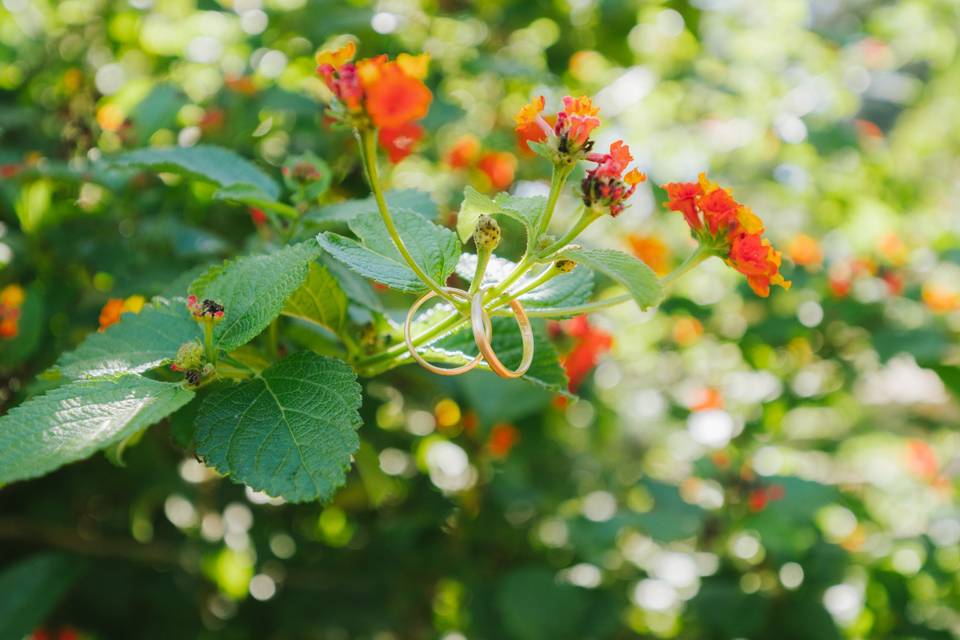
[403, 286, 534, 378]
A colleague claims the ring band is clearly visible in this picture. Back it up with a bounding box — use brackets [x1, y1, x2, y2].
[471, 291, 534, 379]
[404, 287, 492, 376]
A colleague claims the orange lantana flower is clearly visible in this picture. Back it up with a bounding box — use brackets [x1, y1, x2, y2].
[787, 233, 823, 268]
[364, 65, 432, 129]
[0, 284, 24, 339]
[662, 173, 790, 297]
[445, 135, 481, 169]
[513, 94, 601, 158]
[728, 232, 790, 297]
[316, 41, 432, 161]
[581, 140, 645, 216]
[628, 234, 671, 275]
[487, 423, 520, 458]
[98, 295, 146, 332]
[378, 122, 423, 163]
[558, 316, 613, 391]
[476, 151, 517, 191]
[315, 41, 356, 69]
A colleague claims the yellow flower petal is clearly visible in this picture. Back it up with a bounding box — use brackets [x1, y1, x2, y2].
[736, 206, 764, 234]
[123, 294, 146, 314]
[396, 53, 430, 80]
[315, 41, 356, 68]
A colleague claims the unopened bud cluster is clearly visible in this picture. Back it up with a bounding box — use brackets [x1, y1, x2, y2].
[187, 295, 224, 321]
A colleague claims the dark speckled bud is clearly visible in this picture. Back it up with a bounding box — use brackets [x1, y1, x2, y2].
[473, 215, 501, 252]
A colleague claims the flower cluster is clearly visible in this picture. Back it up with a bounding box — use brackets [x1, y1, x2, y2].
[0, 284, 24, 339]
[98, 294, 145, 332]
[187, 295, 224, 321]
[316, 41, 432, 163]
[663, 174, 790, 297]
[581, 141, 646, 216]
[515, 95, 601, 159]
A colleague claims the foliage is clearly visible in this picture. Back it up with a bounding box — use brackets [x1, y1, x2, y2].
[1, 0, 959, 638]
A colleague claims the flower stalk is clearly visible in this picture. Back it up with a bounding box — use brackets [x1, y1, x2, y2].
[356, 128, 457, 306]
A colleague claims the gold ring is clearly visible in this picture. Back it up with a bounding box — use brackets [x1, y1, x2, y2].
[404, 287, 492, 376]
[471, 291, 534, 379]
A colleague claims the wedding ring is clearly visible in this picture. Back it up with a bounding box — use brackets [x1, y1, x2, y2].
[470, 291, 534, 379]
[404, 286, 492, 376]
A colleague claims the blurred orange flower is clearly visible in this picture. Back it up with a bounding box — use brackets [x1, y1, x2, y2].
[378, 122, 423, 163]
[487, 423, 520, 458]
[364, 65, 432, 129]
[0, 284, 24, 339]
[787, 233, 823, 268]
[672, 316, 703, 346]
[445, 135, 481, 169]
[627, 234, 671, 275]
[476, 151, 517, 191]
[98, 295, 145, 332]
[922, 282, 960, 313]
[559, 316, 613, 391]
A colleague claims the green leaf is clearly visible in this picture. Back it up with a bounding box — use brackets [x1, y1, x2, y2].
[111, 144, 280, 200]
[0, 553, 86, 640]
[493, 192, 547, 234]
[456, 254, 594, 311]
[316, 233, 423, 293]
[427, 318, 570, 395]
[456, 187, 545, 249]
[55, 298, 200, 379]
[304, 189, 437, 226]
[190, 242, 321, 351]
[0, 376, 194, 485]
[560, 247, 663, 310]
[317, 208, 460, 294]
[282, 263, 347, 333]
[212, 182, 276, 207]
[194, 352, 363, 503]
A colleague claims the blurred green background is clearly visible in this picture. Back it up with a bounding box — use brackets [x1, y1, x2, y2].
[2, 0, 960, 638]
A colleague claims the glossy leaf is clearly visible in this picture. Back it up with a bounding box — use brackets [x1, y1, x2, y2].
[55, 298, 200, 379]
[111, 145, 279, 199]
[561, 247, 662, 310]
[194, 351, 363, 502]
[0, 376, 194, 485]
[318, 208, 460, 294]
[190, 242, 321, 351]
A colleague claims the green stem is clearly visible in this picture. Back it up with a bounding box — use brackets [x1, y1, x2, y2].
[538, 207, 601, 258]
[356, 129, 454, 304]
[246, 197, 301, 220]
[469, 248, 492, 297]
[488, 262, 562, 310]
[356, 313, 467, 368]
[202, 320, 217, 365]
[661, 245, 711, 287]
[516, 293, 633, 318]
[483, 254, 533, 303]
[535, 163, 573, 239]
[516, 246, 712, 319]
[481, 163, 573, 303]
